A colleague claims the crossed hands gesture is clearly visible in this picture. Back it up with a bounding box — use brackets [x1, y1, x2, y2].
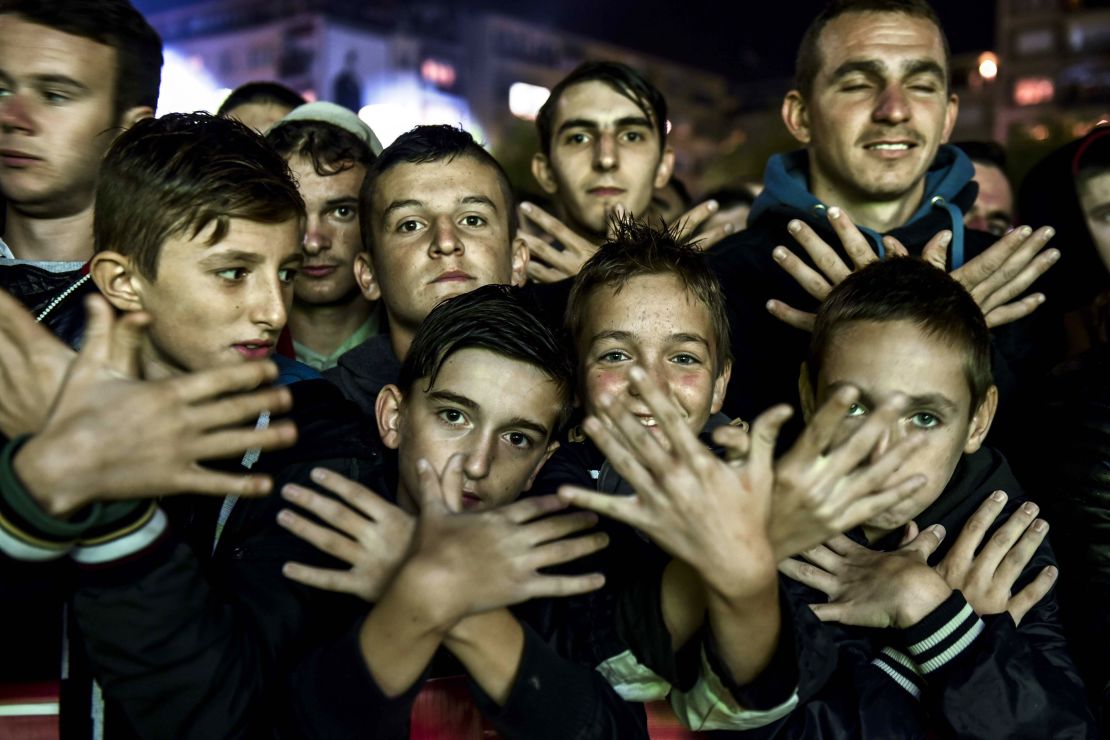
[767, 207, 1059, 331]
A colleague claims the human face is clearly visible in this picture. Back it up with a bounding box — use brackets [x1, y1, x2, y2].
[0, 15, 121, 217]
[225, 101, 294, 134]
[131, 218, 303, 377]
[289, 156, 366, 306]
[815, 320, 994, 540]
[1077, 170, 1110, 275]
[367, 157, 524, 335]
[649, 182, 687, 225]
[786, 12, 957, 208]
[965, 161, 1014, 237]
[578, 273, 729, 438]
[535, 80, 673, 238]
[380, 349, 562, 512]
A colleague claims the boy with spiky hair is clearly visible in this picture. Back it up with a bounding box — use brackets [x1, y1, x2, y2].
[770, 257, 1095, 736]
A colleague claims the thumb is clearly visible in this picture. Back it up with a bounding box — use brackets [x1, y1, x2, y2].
[78, 294, 117, 367]
[440, 453, 465, 513]
[898, 520, 920, 547]
[920, 230, 952, 270]
[109, 311, 151, 378]
[903, 523, 945, 561]
[415, 458, 448, 517]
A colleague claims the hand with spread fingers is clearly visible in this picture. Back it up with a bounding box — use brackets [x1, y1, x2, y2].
[779, 527, 953, 629]
[0, 286, 80, 437]
[766, 208, 1059, 331]
[12, 294, 297, 517]
[932, 490, 1057, 625]
[277, 467, 415, 602]
[518, 201, 619, 283]
[672, 199, 735, 251]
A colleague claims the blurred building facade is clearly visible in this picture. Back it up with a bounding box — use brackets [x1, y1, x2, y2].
[147, 0, 738, 193]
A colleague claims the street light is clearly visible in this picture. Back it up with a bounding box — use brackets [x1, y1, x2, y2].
[978, 51, 999, 82]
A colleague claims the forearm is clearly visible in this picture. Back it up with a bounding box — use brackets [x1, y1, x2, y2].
[443, 609, 524, 705]
[358, 561, 459, 697]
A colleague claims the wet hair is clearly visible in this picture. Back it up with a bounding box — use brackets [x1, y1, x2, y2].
[359, 124, 517, 249]
[217, 81, 305, 118]
[795, 0, 950, 99]
[94, 112, 305, 280]
[535, 60, 668, 157]
[0, 0, 163, 120]
[566, 217, 732, 375]
[266, 120, 376, 177]
[808, 257, 993, 416]
[954, 140, 1008, 171]
[399, 284, 575, 433]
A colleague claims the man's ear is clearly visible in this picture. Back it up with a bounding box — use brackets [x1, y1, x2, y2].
[963, 385, 998, 454]
[941, 93, 959, 144]
[709, 358, 732, 415]
[509, 236, 529, 287]
[354, 252, 382, 301]
[782, 91, 812, 145]
[798, 361, 817, 421]
[116, 105, 154, 131]
[375, 384, 404, 450]
[522, 440, 560, 492]
[90, 251, 144, 312]
[652, 145, 676, 189]
[531, 153, 560, 195]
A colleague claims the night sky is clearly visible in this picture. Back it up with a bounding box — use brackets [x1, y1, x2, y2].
[131, 0, 996, 84]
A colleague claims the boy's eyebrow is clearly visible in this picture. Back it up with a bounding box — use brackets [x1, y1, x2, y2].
[323, 197, 358, 209]
[460, 195, 497, 211]
[556, 116, 654, 136]
[427, 389, 478, 411]
[903, 59, 946, 82]
[671, 332, 710, 347]
[826, 381, 959, 413]
[588, 329, 635, 345]
[506, 416, 550, 439]
[830, 59, 886, 82]
[32, 74, 90, 92]
[382, 195, 496, 219]
[198, 250, 266, 266]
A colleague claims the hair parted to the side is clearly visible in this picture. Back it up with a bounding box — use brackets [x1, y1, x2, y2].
[566, 216, 732, 376]
[0, 0, 163, 120]
[535, 60, 668, 157]
[359, 124, 517, 250]
[808, 257, 993, 416]
[94, 112, 305, 280]
[398, 284, 575, 433]
[794, 0, 950, 99]
[266, 120, 377, 177]
[217, 81, 305, 117]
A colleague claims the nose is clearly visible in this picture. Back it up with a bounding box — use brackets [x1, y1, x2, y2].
[251, 272, 289, 332]
[303, 215, 331, 256]
[872, 85, 911, 125]
[0, 91, 35, 133]
[593, 131, 618, 171]
[462, 435, 495, 482]
[429, 216, 463, 257]
[870, 416, 910, 464]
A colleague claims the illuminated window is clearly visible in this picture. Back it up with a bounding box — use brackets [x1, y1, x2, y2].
[1013, 76, 1055, 106]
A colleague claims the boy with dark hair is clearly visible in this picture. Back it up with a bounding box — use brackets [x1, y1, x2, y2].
[218, 80, 306, 133]
[267, 103, 383, 370]
[520, 61, 732, 283]
[325, 124, 528, 416]
[273, 285, 648, 738]
[541, 220, 935, 731]
[0, 0, 163, 346]
[0, 112, 387, 739]
[770, 257, 1095, 736]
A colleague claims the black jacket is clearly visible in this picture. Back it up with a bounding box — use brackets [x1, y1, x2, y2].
[0, 261, 96, 349]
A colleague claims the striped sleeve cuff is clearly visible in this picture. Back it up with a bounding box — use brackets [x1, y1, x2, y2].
[872, 647, 923, 698]
[901, 591, 984, 675]
[72, 502, 168, 566]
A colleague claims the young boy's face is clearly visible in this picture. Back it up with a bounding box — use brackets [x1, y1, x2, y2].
[577, 272, 729, 437]
[126, 217, 303, 376]
[813, 319, 996, 540]
[377, 348, 563, 512]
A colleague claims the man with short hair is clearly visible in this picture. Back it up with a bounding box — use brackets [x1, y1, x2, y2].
[325, 124, 528, 417]
[706, 0, 1058, 427]
[218, 80, 305, 133]
[955, 140, 1015, 237]
[267, 102, 383, 370]
[0, 0, 162, 346]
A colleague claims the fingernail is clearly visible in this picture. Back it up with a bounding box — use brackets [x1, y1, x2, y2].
[787, 220, 802, 233]
[597, 392, 613, 408]
[1046, 565, 1058, 580]
[724, 223, 735, 233]
[992, 490, 1007, 502]
[282, 485, 301, 501]
[706, 200, 719, 212]
[828, 206, 841, 219]
[277, 509, 293, 524]
[1033, 519, 1047, 532]
[931, 524, 945, 538]
[1042, 226, 1055, 239]
[310, 467, 327, 482]
[1020, 225, 1033, 238]
[1047, 249, 1060, 262]
[629, 366, 647, 382]
[773, 247, 787, 262]
[417, 458, 431, 472]
[940, 230, 952, 246]
[520, 202, 533, 213]
[1022, 501, 1039, 516]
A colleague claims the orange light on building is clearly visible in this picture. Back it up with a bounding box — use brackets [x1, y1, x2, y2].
[1014, 77, 1055, 107]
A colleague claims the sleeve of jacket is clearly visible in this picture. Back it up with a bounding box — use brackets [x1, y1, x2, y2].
[467, 620, 649, 740]
[68, 454, 374, 740]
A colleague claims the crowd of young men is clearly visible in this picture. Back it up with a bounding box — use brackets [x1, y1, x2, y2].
[0, 0, 1107, 738]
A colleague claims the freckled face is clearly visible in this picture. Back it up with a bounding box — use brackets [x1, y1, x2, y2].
[578, 273, 728, 437]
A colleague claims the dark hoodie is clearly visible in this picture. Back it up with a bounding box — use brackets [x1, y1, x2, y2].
[705, 145, 1028, 441]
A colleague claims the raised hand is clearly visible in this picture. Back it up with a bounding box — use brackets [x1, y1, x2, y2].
[779, 527, 952, 629]
[13, 295, 296, 517]
[518, 201, 613, 283]
[671, 199, 735, 251]
[917, 225, 1058, 328]
[0, 286, 79, 436]
[933, 490, 1057, 625]
[277, 467, 415, 602]
[405, 455, 608, 618]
